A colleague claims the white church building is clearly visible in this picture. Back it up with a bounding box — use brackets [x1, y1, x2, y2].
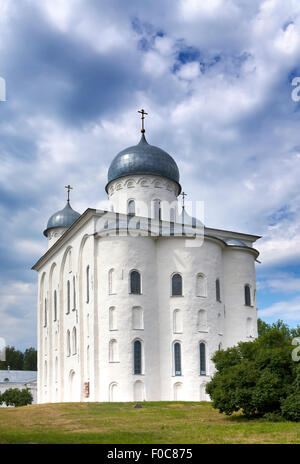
[32, 113, 260, 403]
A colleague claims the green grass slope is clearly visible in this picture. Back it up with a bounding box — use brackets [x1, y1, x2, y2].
[0, 402, 299, 444]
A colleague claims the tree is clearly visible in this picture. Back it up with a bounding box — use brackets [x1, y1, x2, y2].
[206, 320, 300, 420]
[0, 388, 33, 407]
[23, 347, 37, 371]
[0, 346, 24, 370]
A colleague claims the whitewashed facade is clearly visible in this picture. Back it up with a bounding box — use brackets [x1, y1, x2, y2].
[33, 131, 260, 403]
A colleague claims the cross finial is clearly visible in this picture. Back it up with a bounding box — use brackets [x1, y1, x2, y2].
[181, 191, 187, 209]
[138, 108, 148, 133]
[65, 184, 73, 203]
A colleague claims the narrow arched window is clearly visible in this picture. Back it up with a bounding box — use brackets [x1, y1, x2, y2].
[174, 342, 182, 376]
[170, 207, 175, 223]
[73, 276, 76, 310]
[153, 199, 161, 220]
[109, 339, 119, 362]
[247, 317, 253, 337]
[109, 306, 117, 330]
[128, 200, 135, 216]
[200, 342, 206, 376]
[132, 306, 143, 330]
[245, 284, 251, 306]
[72, 327, 77, 355]
[44, 298, 47, 327]
[196, 273, 207, 297]
[173, 309, 183, 333]
[53, 290, 57, 321]
[108, 268, 115, 295]
[216, 279, 221, 302]
[172, 274, 182, 296]
[134, 340, 142, 374]
[67, 280, 70, 314]
[130, 270, 141, 294]
[217, 313, 222, 334]
[55, 357, 58, 383]
[66, 330, 71, 357]
[198, 310, 207, 331]
[86, 266, 90, 303]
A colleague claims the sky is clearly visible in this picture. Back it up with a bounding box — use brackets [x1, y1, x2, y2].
[0, 0, 300, 351]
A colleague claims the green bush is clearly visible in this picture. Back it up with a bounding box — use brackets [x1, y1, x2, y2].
[1, 388, 33, 407]
[206, 319, 300, 420]
[281, 392, 300, 421]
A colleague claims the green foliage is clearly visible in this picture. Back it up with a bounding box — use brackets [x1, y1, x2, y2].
[0, 346, 37, 371]
[0, 388, 33, 407]
[0, 346, 24, 370]
[207, 319, 300, 421]
[23, 347, 37, 371]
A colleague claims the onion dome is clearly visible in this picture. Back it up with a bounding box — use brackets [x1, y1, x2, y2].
[43, 202, 81, 237]
[106, 133, 181, 193]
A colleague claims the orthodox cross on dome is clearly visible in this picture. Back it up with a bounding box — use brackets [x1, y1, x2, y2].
[65, 184, 73, 203]
[138, 108, 148, 133]
[181, 191, 187, 209]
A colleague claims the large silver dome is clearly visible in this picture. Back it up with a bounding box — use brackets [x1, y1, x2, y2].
[106, 133, 181, 192]
[43, 202, 81, 237]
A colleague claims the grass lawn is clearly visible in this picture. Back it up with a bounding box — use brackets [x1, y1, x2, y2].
[0, 401, 299, 444]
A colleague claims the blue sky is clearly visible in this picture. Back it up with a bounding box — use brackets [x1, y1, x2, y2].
[0, 0, 300, 350]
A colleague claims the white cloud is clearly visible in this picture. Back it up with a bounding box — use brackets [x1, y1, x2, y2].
[259, 296, 300, 320]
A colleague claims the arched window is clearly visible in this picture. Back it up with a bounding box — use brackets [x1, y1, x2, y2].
[128, 200, 135, 216]
[170, 207, 175, 223]
[44, 298, 47, 327]
[174, 342, 182, 376]
[216, 279, 221, 302]
[109, 339, 119, 362]
[53, 290, 57, 321]
[66, 330, 71, 357]
[72, 327, 77, 355]
[44, 361, 47, 386]
[247, 317, 253, 337]
[108, 268, 116, 295]
[87, 313, 90, 337]
[55, 357, 58, 383]
[132, 306, 143, 330]
[200, 342, 206, 376]
[172, 273, 182, 296]
[217, 313, 222, 334]
[198, 310, 207, 331]
[109, 306, 117, 330]
[245, 284, 251, 306]
[73, 275, 76, 309]
[153, 199, 161, 220]
[134, 340, 142, 374]
[67, 280, 70, 314]
[87, 345, 90, 378]
[130, 270, 141, 294]
[173, 309, 183, 333]
[86, 266, 90, 303]
[196, 274, 207, 297]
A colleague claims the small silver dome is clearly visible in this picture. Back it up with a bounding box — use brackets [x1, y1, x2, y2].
[106, 133, 181, 192]
[43, 202, 81, 237]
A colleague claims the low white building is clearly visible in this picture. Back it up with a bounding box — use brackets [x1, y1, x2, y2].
[0, 370, 37, 404]
[32, 121, 260, 403]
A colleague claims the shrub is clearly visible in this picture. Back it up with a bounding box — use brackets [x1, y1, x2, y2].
[206, 320, 300, 420]
[1, 388, 33, 407]
[281, 392, 300, 422]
